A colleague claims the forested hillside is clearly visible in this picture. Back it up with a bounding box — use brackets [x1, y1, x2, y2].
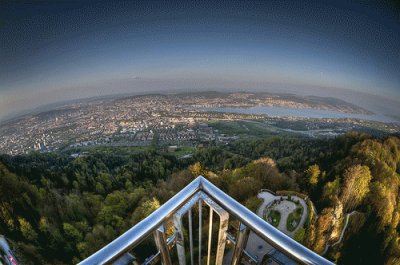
[0, 133, 399, 264]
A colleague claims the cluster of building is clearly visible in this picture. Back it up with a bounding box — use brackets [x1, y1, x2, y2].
[0, 94, 251, 155]
[0, 92, 396, 155]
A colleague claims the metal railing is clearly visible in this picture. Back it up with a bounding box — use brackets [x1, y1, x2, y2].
[78, 176, 335, 265]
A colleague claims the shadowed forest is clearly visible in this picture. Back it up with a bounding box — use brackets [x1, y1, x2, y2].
[1, 133, 399, 264]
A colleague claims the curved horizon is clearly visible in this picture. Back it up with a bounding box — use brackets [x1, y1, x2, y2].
[1, 1, 399, 120]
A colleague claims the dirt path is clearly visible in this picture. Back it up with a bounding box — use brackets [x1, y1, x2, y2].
[322, 211, 357, 255]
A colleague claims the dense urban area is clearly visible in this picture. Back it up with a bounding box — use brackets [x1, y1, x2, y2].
[0, 92, 398, 155]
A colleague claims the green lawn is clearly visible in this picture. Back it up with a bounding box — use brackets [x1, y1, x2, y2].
[173, 146, 196, 157]
[267, 210, 281, 227]
[208, 120, 250, 135]
[210, 120, 280, 137]
[286, 207, 304, 232]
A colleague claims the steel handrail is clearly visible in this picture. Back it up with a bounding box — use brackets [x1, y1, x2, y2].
[78, 176, 334, 265]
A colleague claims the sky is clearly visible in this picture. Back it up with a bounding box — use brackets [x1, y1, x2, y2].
[0, 0, 399, 120]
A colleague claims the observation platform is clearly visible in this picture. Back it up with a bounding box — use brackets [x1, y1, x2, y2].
[79, 176, 334, 265]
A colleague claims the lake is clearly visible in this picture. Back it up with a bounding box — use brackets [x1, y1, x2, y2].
[197, 106, 398, 123]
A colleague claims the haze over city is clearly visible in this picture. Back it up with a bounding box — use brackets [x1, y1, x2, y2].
[1, 0, 400, 121]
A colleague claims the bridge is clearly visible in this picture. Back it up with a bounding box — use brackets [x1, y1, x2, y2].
[79, 176, 334, 265]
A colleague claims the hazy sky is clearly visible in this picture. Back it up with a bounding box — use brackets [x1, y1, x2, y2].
[1, 0, 399, 120]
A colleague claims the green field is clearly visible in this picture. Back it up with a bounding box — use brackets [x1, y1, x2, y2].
[208, 120, 290, 138]
[173, 146, 196, 157]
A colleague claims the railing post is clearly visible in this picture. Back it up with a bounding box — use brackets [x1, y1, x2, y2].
[203, 195, 229, 265]
[153, 225, 172, 265]
[198, 199, 203, 265]
[174, 192, 203, 265]
[207, 208, 213, 265]
[230, 223, 250, 265]
[188, 209, 194, 265]
[215, 210, 229, 265]
[174, 214, 186, 265]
